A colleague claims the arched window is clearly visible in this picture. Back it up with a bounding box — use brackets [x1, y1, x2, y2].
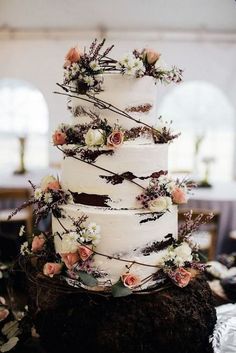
[158, 81, 235, 182]
[0, 79, 49, 171]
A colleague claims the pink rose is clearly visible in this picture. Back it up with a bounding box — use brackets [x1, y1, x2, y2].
[31, 234, 45, 253]
[47, 180, 61, 191]
[145, 49, 161, 65]
[52, 131, 67, 145]
[61, 252, 80, 269]
[78, 246, 93, 261]
[169, 267, 192, 288]
[65, 47, 81, 63]
[43, 263, 62, 278]
[121, 273, 141, 288]
[0, 309, 9, 322]
[172, 187, 187, 204]
[107, 130, 124, 148]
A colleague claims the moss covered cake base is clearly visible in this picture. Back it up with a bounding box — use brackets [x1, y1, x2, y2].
[28, 276, 216, 353]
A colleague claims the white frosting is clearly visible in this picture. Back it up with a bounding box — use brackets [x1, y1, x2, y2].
[70, 74, 158, 129]
[52, 204, 178, 289]
[61, 142, 168, 209]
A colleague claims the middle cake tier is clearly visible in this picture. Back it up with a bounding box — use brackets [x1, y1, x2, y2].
[60, 141, 168, 209]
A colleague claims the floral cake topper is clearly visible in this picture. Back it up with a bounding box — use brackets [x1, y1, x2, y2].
[63, 38, 183, 94]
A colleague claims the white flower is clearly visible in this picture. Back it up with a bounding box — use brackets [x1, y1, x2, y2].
[44, 192, 53, 204]
[60, 232, 79, 253]
[20, 242, 29, 255]
[84, 128, 105, 147]
[174, 242, 193, 263]
[19, 225, 25, 237]
[89, 60, 101, 71]
[91, 233, 101, 246]
[87, 222, 101, 235]
[34, 188, 42, 200]
[165, 181, 176, 193]
[83, 75, 95, 86]
[118, 53, 133, 67]
[148, 196, 172, 212]
[71, 63, 80, 74]
[133, 58, 145, 74]
[63, 69, 71, 81]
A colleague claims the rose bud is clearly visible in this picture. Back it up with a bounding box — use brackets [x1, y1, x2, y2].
[107, 130, 124, 148]
[65, 47, 81, 63]
[43, 263, 63, 278]
[61, 252, 80, 270]
[40, 175, 61, 191]
[31, 234, 45, 253]
[172, 187, 187, 204]
[0, 309, 9, 322]
[145, 49, 161, 65]
[169, 267, 192, 288]
[121, 273, 141, 289]
[78, 246, 93, 261]
[52, 131, 67, 145]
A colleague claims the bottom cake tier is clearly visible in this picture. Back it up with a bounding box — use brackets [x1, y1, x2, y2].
[52, 204, 178, 289]
[29, 275, 216, 353]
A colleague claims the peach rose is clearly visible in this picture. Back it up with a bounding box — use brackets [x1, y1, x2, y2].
[0, 309, 9, 322]
[145, 49, 161, 65]
[65, 47, 81, 63]
[78, 246, 93, 261]
[61, 252, 80, 270]
[31, 234, 45, 253]
[52, 131, 67, 145]
[107, 130, 124, 148]
[43, 263, 62, 278]
[172, 187, 187, 204]
[169, 267, 192, 288]
[121, 273, 141, 288]
[47, 180, 61, 191]
[40, 175, 61, 191]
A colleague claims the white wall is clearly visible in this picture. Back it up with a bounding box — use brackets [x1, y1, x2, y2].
[0, 31, 236, 169]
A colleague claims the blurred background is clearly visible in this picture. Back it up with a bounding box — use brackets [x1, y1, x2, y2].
[0, 0, 236, 263]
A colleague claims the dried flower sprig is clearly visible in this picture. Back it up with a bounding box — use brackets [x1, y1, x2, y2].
[178, 211, 214, 242]
[9, 176, 72, 226]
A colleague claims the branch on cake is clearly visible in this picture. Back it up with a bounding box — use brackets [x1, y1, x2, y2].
[54, 84, 178, 144]
[57, 145, 146, 191]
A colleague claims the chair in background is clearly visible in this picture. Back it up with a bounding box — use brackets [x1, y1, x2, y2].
[0, 188, 32, 261]
[178, 209, 220, 261]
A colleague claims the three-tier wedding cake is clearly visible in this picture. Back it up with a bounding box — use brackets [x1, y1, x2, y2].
[15, 39, 217, 353]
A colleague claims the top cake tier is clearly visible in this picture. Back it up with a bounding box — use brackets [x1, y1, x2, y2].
[70, 74, 158, 130]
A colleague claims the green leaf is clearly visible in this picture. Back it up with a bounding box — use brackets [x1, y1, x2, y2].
[111, 280, 132, 298]
[78, 271, 98, 287]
